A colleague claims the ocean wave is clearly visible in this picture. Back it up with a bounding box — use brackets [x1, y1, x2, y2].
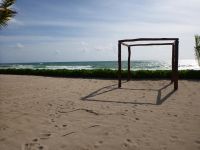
[0, 65, 35, 69]
[0, 60, 199, 70]
[44, 65, 93, 70]
[0, 64, 93, 70]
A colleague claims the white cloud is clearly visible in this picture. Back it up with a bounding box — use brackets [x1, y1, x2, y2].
[80, 41, 89, 53]
[54, 50, 60, 55]
[9, 18, 24, 26]
[94, 43, 115, 52]
[24, 20, 77, 27]
[16, 43, 24, 49]
[144, 0, 200, 26]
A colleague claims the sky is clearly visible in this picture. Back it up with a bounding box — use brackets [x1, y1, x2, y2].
[0, 0, 200, 63]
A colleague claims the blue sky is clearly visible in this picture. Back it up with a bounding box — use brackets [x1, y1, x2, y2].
[0, 0, 200, 63]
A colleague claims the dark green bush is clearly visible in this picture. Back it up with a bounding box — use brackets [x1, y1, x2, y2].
[0, 69, 199, 79]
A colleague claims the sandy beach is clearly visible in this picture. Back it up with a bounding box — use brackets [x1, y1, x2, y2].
[0, 74, 200, 150]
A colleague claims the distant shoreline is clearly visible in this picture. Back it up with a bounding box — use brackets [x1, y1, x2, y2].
[0, 60, 199, 70]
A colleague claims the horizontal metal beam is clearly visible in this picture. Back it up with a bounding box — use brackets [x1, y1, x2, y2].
[121, 42, 129, 47]
[128, 43, 174, 47]
[119, 38, 178, 43]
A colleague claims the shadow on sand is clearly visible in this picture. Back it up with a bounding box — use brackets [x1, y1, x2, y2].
[81, 81, 176, 105]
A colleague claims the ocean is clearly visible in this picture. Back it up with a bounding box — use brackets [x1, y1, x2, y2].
[0, 60, 199, 70]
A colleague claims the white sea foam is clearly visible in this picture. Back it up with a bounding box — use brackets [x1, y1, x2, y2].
[45, 65, 93, 70]
[0, 65, 35, 69]
[0, 60, 199, 70]
[178, 59, 200, 70]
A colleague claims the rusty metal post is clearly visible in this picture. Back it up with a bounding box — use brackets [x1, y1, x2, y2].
[118, 41, 121, 88]
[127, 46, 131, 81]
[174, 40, 179, 90]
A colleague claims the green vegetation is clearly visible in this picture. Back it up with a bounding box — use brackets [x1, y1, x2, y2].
[0, 69, 199, 79]
[0, 0, 17, 29]
[195, 35, 200, 66]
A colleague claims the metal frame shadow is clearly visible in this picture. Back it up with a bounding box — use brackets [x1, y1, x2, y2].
[81, 81, 176, 105]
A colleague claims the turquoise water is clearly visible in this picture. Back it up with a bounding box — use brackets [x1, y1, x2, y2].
[0, 60, 199, 70]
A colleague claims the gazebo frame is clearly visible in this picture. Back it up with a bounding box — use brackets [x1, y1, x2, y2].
[118, 38, 179, 90]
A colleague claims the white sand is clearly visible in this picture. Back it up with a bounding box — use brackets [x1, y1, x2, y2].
[0, 75, 200, 150]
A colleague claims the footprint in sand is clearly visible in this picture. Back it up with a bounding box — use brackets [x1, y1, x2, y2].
[192, 92, 197, 95]
[62, 124, 67, 127]
[0, 137, 6, 142]
[123, 142, 129, 148]
[22, 142, 47, 150]
[135, 117, 140, 120]
[39, 133, 51, 140]
[0, 125, 8, 131]
[32, 138, 38, 142]
[126, 139, 132, 143]
[170, 135, 178, 142]
[195, 140, 200, 144]
[104, 132, 109, 136]
[122, 138, 138, 149]
[94, 140, 103, 148]
[51, 119, 55, 123]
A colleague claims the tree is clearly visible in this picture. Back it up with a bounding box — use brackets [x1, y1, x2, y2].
[0, 0, 17, 29]
[194, 35, 200, 66]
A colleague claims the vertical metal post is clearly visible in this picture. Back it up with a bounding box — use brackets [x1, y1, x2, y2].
[127, 46, 131, 81]
[174, 39, 179, 90]
[118, 41, 121, 88]
[171, 44, 175, 83]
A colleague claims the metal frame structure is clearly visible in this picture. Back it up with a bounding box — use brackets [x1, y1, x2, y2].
[118, 38, 179, 90]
